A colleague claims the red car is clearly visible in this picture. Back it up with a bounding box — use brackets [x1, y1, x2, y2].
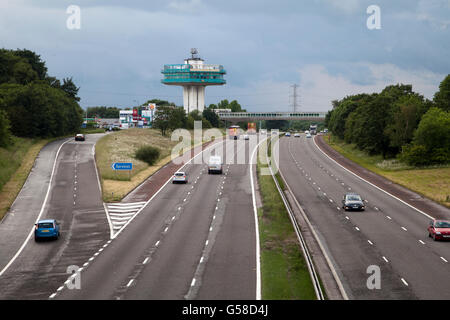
[428, 220, 450, 241]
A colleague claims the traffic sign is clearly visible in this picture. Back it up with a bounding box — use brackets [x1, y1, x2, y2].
[111, 162, 133, 171]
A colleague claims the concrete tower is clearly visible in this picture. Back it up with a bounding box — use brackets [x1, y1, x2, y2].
[161, 49, 226, 113]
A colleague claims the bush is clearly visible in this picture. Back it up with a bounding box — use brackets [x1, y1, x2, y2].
[134, 145, 160, 165]
[399, 144, 430, 166]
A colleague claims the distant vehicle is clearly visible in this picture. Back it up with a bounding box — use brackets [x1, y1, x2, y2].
[342, 193, 365, 211]
[306, 133, 312, 138]
[243, 134, 249, 140]
[172, 171, 188, 184]
[428, 220, 450, 241]
[208, 156, 223, 174]
[324, 128, 328, 133]
[229, 125, 240, 140]
[35, 219, 60, 241]
[75, 134, 85, 141]
[285, 132, 291, 137]
[309, 124, 317, 135]
[294, 133, 300, 137]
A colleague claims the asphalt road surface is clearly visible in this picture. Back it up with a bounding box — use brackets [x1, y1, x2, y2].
[53, 137, 259, 300]
[277, 134, 450, 299]
[0, 134, 109, 299]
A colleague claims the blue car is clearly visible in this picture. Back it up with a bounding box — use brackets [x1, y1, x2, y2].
[34, 219, 60, 241]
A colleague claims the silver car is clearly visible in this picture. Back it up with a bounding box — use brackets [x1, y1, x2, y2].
[172, 171, 188, 184]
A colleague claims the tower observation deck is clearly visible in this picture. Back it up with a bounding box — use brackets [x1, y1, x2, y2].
[161, 49, 226, 113]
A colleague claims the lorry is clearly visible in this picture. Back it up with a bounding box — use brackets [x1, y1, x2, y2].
[309, 124, 317, 135]
[228, 125, 240, 140]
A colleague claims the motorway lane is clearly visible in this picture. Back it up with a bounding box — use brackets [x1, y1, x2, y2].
[278, 135, 450, 299]
[0, 134, 109, 299]
[56, 137, 258, 300]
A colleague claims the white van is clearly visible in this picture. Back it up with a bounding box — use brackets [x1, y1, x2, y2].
[208, 156, 223, 174]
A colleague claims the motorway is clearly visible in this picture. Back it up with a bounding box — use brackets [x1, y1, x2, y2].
[54, 137, 258, 300]
[276, 134, 450, 299]
[0, 134, 261, 299]
[1, 130, 449, 300]
[0, 134, 109, 299]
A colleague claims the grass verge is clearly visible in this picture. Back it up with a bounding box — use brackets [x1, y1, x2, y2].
[257, 137, 317, 299]
[0, 137, 51, 220]
[96, 128, 221, 202]
[323, 135, 450, 208]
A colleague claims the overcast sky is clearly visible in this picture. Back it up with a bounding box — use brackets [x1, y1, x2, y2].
[1, 0, 449, 112]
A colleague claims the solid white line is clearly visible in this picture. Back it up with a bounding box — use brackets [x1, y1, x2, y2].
[0, 138, 71, 278]
[313, 136, 434, 220]
[250, 137, 267, 301]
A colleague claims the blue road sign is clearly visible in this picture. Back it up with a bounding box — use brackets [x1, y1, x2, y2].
[111, 162, 133, 170]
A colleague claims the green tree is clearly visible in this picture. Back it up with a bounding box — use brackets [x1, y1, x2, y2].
[153, 105, 172, 136]
[413, 107, 450, 154]
[203, 108, 220, 127]
[0, 108, 11, 147]
[434, 74, 450, 112]
[384, 95, 427, 151]
[61, 77, 80, 102]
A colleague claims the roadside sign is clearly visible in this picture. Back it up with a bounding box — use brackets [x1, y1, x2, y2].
[111, 162, 133, 171]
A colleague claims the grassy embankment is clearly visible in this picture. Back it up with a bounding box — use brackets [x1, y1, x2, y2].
[323, 135, 450, 208]
[0, 137, 51, 220]
[96, 128, 222, 202]
[257, 135, 317, 299]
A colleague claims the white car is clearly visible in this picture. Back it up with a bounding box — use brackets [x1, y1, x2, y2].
[306, 133, 312, 138]
[285, 132, 291, 137]
[243, 134, 249, 140]
[208, 156, 223, 174]
[294, 133, 300, 137]
[172, 172, 188, 184]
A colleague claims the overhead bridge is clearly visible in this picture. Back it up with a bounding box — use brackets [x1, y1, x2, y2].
[217, 111, 327, 123]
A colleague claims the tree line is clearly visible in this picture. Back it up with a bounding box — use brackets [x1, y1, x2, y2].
[153, 99, 245, 136]
[325, 75, 450, 166]
[0, 49, 83, 147]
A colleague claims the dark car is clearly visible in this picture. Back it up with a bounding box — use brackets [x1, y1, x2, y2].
[342, 193, 365, 211]
[75, 134, 85, 141]
[35, 219, 60, 241]
[428, 220, 450, 241]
